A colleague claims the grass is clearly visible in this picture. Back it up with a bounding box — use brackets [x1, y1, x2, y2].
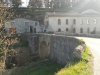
[9, 47, 93, 75]
[10, 60, 62, 75]
[56, 47, 93, 75]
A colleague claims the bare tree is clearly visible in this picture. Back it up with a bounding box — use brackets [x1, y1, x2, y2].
[12, 0, 22, 8]
[49, 0, 82, 8]
[28, 0, 42, 8]
[0, 2, 17, 69]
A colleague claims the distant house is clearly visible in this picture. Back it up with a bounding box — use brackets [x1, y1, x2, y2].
[5, 18, 42, 34]
[44, 0, 100, 35]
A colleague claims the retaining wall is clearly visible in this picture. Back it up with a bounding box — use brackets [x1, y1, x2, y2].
[27, 33, 83, 65]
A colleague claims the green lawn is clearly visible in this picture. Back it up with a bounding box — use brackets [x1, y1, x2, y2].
[10, 47, 93, 75]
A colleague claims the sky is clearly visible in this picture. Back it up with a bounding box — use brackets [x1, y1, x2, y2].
[21, 0, 29, 7]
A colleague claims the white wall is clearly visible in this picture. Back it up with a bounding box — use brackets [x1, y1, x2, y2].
[45, 16, 100, 34]
[5, 18, 42, 34]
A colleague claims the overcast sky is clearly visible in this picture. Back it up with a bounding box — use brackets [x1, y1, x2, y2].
[21, 0, 29, 7]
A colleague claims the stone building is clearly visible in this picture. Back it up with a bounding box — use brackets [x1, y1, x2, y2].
[44, 0, 100, 34]
[5, 18, 42, 34]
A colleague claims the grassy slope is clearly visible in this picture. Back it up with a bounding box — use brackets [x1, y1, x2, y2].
[56, 47, 93, 75]
[10, 47, 93, 75]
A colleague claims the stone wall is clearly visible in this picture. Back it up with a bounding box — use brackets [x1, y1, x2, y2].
[49, 36, 81, 65]
[27, 33, 84, 65]
[54, 32, 100, 38]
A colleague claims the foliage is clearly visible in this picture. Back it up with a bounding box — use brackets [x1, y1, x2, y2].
[28, 0, 82, 8]
[12, 0, 22, 8]
[0, 7, 13, 23]
[0, 39, 5, 57]
[11, 35, 28, 49]
[11, 0, 22, 18]
[0, 6, 14, 58]
[9, 47, 93, 75]
[28, 0, 42, 8]
[0, 1, 22, 68]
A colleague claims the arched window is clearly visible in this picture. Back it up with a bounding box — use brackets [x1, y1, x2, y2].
[87, 19, 89, 24]
[93, 19, 96, 24]
[66, 28, 68, 32]
[58, 28, 61, 32]
[30, 26, 33, 33]
[58, 19, 61, 25]
[92, 27, 96, 34]
[35, 22, 38, 26]
[73, 28, 76, 33]
[34, 28, 36, 33]
[80, 28, 83, 33]
[73, 19, 76, 24]
[66, 19, 68, 25]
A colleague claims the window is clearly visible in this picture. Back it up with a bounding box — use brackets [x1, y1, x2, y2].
[87, 19, 89, 24]
[35, 22, 38, 26]
[58, 19, 61, 25]
[58, 28, 61, 32]
[66, 19, 68, 25]
[73, 19, 76, 24]
[25, 22, 29, 31]
[44, 29, 46, 32]
[66, 28, 68, 32]
[87, 28, 90, 33]
[34, 28, 36, 33]
[80, 28, 83, 33]
[25, 22, 29, 32]
[30, 26, 33, 33]
[94, 27, 96, 34]
[93, 19, 96, 24]
[25, 22, 29, 25]
[73, 28, 76, 33]
[91, 27, 96, 34]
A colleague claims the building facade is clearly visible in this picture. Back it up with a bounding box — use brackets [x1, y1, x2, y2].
[44, 10, 100, 34]
[5, 18, 42, 34]
[44, 0, 100, 35]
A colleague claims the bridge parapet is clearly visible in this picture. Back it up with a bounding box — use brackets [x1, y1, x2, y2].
[27, 33, 85, 65]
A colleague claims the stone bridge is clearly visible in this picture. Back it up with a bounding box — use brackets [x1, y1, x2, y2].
[27, 33, 84, 65]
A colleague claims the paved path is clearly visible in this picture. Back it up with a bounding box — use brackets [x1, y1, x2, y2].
[76, 37, 100, 75]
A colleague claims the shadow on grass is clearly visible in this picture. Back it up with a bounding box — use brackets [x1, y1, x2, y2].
[9, 59, 86, 75]
[5, 57, 90, 75]
[9, 60, 63, 75]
